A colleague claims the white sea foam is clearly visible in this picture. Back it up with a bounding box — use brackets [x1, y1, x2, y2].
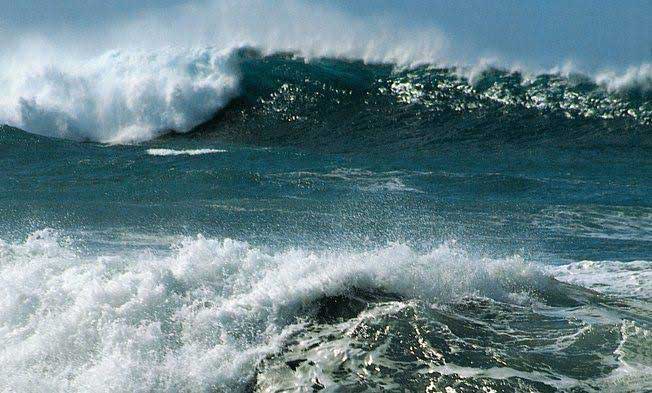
[551, 260, 652, 300]
[585, 320, 652, 392]
[147, 148, 227, 156]
[0, 47, 239, 144]
[0, 229, 548, 392]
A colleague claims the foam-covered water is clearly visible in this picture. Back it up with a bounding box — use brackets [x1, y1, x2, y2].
[552, 260, 652, 300]
[0, 230, 541, 390]
[1, 230, 649, 392]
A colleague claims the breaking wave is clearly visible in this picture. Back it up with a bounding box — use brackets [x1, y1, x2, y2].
[1, 230, 648, 391]
[0, 229, 553, 391]
[1, 46, 650, 145]
[0, 47, 240, 143]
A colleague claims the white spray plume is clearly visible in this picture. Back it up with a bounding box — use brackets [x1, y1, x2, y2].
[595, 63, 652, 94]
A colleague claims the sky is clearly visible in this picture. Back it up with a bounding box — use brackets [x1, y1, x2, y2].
[0, 0, 650, 71]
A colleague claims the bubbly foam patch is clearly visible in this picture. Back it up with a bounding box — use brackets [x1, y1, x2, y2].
[552, 260, 652, 300]
[146, 148, 227, 156]
[0, 230, 548, 392]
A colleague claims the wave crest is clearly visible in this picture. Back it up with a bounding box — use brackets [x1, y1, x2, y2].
[1, 47, 239, 143]
[596, 63, 652, 96]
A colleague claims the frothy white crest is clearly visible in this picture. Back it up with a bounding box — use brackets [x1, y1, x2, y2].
[595, 63, 652, 93]
[0, 230, 547, 392]
[552, 260, 652, 300]
[0, 47, 239, 143]
[0, 0, 451, 143]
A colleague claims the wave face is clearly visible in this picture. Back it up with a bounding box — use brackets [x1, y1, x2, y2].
[2, 48, 651, 146]
[191, 51, 652, 152]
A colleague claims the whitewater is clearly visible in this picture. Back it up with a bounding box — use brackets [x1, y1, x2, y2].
[1, 229, 650, 392]
[0, 231, 541, 391]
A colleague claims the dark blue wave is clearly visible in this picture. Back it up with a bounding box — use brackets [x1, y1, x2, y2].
[188, 50, 652, 152]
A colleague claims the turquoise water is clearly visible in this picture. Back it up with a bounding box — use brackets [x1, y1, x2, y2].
[2, 124, 650, 261]
[1, 53, 651, 392]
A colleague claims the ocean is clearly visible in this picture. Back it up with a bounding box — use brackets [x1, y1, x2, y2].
[1, 49, 651, 392]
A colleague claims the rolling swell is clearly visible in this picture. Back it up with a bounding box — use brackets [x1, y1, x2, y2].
[191, 50, 652, 152]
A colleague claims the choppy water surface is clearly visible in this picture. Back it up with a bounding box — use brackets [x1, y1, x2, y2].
[1, 52, 651, 392]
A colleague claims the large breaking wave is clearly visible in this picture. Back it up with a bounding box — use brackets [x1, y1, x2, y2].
[1, 47, 651, 145]
[1, 230, 649, 392]
[0, 229, 544, 391]
[1, 0, 650, 144]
